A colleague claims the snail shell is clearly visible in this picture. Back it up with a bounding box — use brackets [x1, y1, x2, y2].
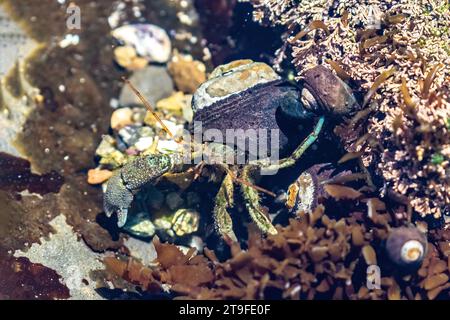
[286, 164, 335, 213]
[301, 65, 358, 118]
[190, 61, 359, 157]
[191, 60, 302, 155]
[385, 226, 427, 269]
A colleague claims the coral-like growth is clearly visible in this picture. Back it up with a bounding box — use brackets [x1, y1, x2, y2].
[245, 0, 450, 219]
[105, 203, 450, 300]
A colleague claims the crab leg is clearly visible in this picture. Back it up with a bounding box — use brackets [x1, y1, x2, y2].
[240, 165, 278, 235]
[213, 172, 238, 241]
[259, 115, 325, 172]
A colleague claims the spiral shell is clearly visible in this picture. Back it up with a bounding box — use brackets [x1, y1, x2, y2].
[385, 226, 427, 269]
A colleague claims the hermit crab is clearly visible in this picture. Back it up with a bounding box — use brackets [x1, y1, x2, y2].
[104, 60, 358, 240]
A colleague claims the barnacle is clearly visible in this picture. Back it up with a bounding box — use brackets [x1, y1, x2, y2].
[290, 20, 329, 43]
[362, 34, 389, 50]
[325, 59, 352, 82]
[401, 77, 417, 110]
[245, 0, 450, 219]
[422, 63, 443, 98]
[362, 67, 396, 108]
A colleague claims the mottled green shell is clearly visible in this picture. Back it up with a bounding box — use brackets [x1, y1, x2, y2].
[121, 153, 173, 191]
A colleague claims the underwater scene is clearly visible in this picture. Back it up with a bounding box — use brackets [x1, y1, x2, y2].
[0, 0, 449, 302]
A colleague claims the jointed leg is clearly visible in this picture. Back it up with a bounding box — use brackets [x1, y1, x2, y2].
[240, 165, 278, 235]
[213, 172, 237, 241]
[260, 116, 325, 172]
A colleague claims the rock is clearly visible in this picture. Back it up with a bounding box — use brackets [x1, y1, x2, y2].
[113, 46, 148, 71]
[157, 139, 180, 154]
[145, 187, 165, 210]
[123, 238, 157, 266]
[189, 236, 204, 251]
[159, 120, 184, 137]
[131, 107, 147, 124]
[156, 91, 186, 114]
[168, 52, 206, 94]
[134, 137, 154, 152]
[137, 126, 154, 137]
[119, 65, 174, 108]
[182, 95, 194, 123]
[153, 218, 173, 236]
[171, 209, 200, 237]
[166, 192, 184, 210]
[118, 125, 140, 147]
[13, 215, 105, 300]
[123, 212, 156, 238]
[111, 107, 133, 130]
[95, 135, 116, 158]
[99, 150, 126, 169]
[111, 24, 172, 64]
[87, 169, 113, 185]
[186, 192, 201, 207]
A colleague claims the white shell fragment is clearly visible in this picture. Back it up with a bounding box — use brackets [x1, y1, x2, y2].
[111, 24, 171, 64]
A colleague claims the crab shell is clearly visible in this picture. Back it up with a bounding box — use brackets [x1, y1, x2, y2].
[190, 60, 358, 155]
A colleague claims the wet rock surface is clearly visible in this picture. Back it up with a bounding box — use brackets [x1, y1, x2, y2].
[0, 0, 209, 299]
[0, 252, 70, 300]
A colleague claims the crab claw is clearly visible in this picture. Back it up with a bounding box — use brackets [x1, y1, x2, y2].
[103, 172, 133, 227]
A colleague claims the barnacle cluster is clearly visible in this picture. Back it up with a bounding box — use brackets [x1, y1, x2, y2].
[245, 0, 450, 219]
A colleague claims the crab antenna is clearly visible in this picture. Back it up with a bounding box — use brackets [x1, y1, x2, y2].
[122, 77, 182, 144]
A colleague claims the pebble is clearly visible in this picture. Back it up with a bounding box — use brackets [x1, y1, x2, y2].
[113, 46, 148, 71]
[168, 51, 206, 94]
[160, 119, 184, 136]
[182, 95, 194, 122]
[123, 238, 157, 266]
[118, 125, 140, 146]
[131, 107, 147, 124]
[157, 139, 180, 154]
[111, 107, 133, 130]
[172, 209, 200, 237]
[186, 192, 201, 207]
[119, 65, 174, 108]
[137, 125, 154, 137]
[156, 91, 185, 114]
[95, 135, 117, 158]
[153, 218, 173, 234]
[111, 24, 171, 64]
[165, 192, 184, 210]
[87, 169, 113, 185]
[123, 212, 156, 238]
[99, 150, 126, 169]
[134, 137, 154, 151]
[189, 236, 204, 252]
[146, 187, 165, 210]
